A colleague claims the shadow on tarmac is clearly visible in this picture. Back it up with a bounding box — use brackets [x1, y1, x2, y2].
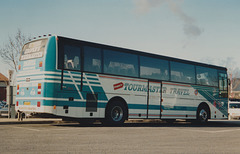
[53, 120, 240, 128]
[2, 118, 240, 128]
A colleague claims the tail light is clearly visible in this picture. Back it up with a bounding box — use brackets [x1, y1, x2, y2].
[16, 101, 19, 106]
[37, 101, 41, 107]
[17, 85, 19, 95]
[18, 65, 21, 70]
[38, 83, 41, 94]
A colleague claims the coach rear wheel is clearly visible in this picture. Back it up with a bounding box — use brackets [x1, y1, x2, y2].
[104, 101, 127, 126]
[111, 106, 124, 122]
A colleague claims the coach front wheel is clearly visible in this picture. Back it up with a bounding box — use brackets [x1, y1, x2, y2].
[197, 106, 209, 123]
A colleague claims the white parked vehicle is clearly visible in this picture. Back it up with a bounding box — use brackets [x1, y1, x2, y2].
[0, 104, 8, 117]
[229, 99, 240, 120]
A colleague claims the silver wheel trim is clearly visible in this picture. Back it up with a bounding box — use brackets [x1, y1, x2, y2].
[111, 106, 123, 122]
[199, 109, 208, 122]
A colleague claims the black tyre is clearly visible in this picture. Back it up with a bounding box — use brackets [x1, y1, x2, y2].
[197, 106, 209, 123]
[104, 101, 127, 126]
[78, 119, 94, 125]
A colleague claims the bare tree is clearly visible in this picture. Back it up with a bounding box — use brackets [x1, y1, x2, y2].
[231, 68, 240, 91]
[0, 29, 30, 72]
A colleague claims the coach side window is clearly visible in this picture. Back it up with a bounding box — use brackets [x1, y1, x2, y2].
[170, 62, 195, 84]
[196, 66, 218, 87]
[140, 56, 169, 80]
[64, 45, 81, 71]
[84, 46, 102, 73]
[103, 49, 139, 77]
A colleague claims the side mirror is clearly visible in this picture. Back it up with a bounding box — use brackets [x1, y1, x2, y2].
[228, 79, 231, 86]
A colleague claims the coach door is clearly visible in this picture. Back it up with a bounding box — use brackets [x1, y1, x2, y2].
[147, 80, 162, 118]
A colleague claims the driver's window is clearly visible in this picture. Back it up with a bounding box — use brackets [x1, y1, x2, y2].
[219, 73, 228, 98]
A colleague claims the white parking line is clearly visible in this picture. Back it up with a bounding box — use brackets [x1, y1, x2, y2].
[196, 128, 240, 133]
[44, 128, 78, 131]
[170, 128, 240, 134]
[13, 126, 41, 132]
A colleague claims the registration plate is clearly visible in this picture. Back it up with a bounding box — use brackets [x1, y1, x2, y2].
[24, 102, 31, 105]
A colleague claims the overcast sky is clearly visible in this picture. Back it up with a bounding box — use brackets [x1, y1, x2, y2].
[0, 0, 239, 76]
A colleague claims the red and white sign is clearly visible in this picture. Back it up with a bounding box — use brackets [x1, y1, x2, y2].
[113, 82, 124, 90]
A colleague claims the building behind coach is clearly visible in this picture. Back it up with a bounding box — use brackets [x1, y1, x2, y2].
[0, 73, 8, 101]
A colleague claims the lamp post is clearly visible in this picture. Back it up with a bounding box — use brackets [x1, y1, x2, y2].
[8, 70, 14, 119]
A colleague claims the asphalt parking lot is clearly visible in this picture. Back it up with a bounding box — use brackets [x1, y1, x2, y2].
[1, 119, 240, 153]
